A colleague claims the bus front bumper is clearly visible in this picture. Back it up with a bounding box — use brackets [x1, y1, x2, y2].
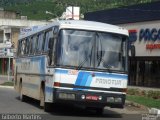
[53, 88, 126, 108]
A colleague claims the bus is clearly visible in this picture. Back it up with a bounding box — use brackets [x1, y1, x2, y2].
[14, 20, 129, 114]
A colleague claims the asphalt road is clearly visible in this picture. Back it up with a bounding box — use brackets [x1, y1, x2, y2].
[0, 87, 143, 120]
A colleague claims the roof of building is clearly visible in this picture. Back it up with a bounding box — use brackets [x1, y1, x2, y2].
[84, 1, 160, 24]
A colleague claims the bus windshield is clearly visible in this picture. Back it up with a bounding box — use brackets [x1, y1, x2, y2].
[56, 29, 128, 72]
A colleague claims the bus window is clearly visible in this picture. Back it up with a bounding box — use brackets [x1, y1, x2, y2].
[21, 39, 26, 56]
[43, 30, 53, 53]
[42, 32, 47, 52]
[37, 32, 44, 53]
[30, 35, 37, 54]
[44, 31, 50, 52]
[24, 38, 30, 55]
[17, 40, 21, 56]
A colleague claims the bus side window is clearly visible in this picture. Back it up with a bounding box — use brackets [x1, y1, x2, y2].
[21, 39, 26, 56]
[47, 30, 54, 65]
[41, 32, 45, 52]
[30, 35, 37, 54]
[37, 32, 44, 53]
[44, 31, 50, 52]
[29, 36, 33, 54]
[35, 34, 38, 54]
[17, 40, 22, 56]
[24, 38, 30, 55]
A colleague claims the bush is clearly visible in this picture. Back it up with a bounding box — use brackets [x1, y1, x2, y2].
[141, 90, 147, 96]
[127, 88, 140, 95]
[127, 89, 160, 100]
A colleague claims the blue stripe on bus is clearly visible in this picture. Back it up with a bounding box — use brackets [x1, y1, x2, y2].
[80, 73, 90, 86]
[75, 72, 84, 86]
[55, 69, 68, 74]
[54, 69, 127, 80]
[85, 75, 92, 86]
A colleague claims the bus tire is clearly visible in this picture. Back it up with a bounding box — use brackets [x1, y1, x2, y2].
[44, 102, 52, 112]
[19, 82, 27, 102]
[40, 86, 45, 107]
[40, 84, 52, 112]
[95, 108, 104, 115]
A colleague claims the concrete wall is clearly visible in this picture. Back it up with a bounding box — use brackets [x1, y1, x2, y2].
[11, 29, 19, 49]
[0, 19, 49, 27]
[0, 11, 17, 19]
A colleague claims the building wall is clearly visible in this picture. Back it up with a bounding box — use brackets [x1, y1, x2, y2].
[11, 29, 20, 48]
[118, 21, 160, 88]
[0, 19, 50, 75]
[0, 10, 17, 19]
[119, 20, 160, 57]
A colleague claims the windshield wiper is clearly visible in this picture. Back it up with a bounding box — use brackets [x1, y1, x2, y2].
[76, 56, 89, 70]
[76, 45, 93, 70]
[97, 54, 112, 72]
[96, 33, 111, 72]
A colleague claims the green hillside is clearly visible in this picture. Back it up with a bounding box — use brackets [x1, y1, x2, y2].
[1, 0, 159, 20]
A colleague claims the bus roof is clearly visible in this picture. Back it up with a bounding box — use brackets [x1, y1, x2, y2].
[19, 20, 128, 40]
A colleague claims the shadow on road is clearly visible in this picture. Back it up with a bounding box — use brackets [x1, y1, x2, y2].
[49, 104, 122, 118]
[15, 96, 122, 118]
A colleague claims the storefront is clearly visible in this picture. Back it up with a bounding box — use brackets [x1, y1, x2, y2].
[84, 1, 160, 88]
[126, 23, 160, 88]
[0, 44, 14, 75]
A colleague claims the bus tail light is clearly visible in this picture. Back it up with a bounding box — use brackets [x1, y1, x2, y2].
[54, 82, 60, 87]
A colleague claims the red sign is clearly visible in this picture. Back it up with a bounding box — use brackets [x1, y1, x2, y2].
[86, 95, 98, 101]
[146, 44, 160, 50]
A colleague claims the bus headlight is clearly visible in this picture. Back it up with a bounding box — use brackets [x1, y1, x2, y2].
[81, 95, 85, 100]
[99, 96, 102, 100]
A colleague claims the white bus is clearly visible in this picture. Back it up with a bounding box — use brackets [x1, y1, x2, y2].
[14, 20, 129, 114]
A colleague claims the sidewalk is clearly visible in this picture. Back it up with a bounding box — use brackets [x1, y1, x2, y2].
[0, 75, 14, 84]
[105, 100, 149, 115]
[128, 85, 160, 91]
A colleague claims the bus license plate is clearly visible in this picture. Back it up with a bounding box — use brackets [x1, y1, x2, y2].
[86, 95, 98, 101]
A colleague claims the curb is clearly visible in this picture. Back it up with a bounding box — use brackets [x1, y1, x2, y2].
[149, 108, 160, 115]
[125, 100, 149, 112]
[0, 85, 14, 89]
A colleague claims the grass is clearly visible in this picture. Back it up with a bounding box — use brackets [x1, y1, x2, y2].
[127, 95, 160, 109]
[0, 81, 14, 86]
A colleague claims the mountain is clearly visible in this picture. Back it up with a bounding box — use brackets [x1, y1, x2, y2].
[0, 0, 159, 20]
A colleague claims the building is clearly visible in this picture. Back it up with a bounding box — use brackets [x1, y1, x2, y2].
[84, 1, 160, 88]
[0, 9, 50, 76]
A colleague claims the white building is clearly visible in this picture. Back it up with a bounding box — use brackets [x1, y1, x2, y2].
[85, 1, 160, 88]
[0, 10, 50, 75]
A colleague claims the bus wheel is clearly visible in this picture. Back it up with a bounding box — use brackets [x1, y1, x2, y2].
[40, 86, 45, 107]
[95, 108, 104, 115]
[44, 102, 52, 112]
[19, 82, 27, 102]
[40, 85, 52, 112]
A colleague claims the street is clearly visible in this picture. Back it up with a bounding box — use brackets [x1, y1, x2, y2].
[0, 86, 146, 120]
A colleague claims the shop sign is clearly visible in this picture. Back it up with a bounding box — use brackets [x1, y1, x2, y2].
[139, 28, 160, 41]
[129, 28, 160, 50]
